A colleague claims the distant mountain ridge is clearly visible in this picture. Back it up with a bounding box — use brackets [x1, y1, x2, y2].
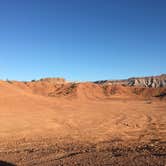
[4, 74, 166, 88]
[1, 74, 166, 100]
[94, 74, 166, 88]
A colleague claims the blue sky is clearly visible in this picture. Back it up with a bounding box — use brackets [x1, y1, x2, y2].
[0, 0, 166, 81]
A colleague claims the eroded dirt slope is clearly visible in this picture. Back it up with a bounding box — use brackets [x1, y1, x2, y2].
[0, 79, 165, 165]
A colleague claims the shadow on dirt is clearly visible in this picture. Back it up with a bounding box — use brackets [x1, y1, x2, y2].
[155, 92, 166, 98]
[0, 161, 16, 166]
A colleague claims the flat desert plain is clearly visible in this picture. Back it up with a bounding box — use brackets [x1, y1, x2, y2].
[0, 80, 165, 166]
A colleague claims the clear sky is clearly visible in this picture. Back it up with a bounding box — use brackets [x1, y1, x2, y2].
[0, 0, 166, 81]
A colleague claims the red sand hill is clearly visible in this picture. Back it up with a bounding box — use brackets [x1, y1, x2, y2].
[4, 77, 166, 100]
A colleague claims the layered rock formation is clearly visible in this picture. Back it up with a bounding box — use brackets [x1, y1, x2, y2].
[95, 74, 166, 88]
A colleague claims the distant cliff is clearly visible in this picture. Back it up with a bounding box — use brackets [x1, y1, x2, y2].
[95, 74, 166, 88]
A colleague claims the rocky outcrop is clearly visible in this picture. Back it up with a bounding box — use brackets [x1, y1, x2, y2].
[95, 74, 166, 88]
[128, 75, 166, 88]
[36, 78, 66, 84]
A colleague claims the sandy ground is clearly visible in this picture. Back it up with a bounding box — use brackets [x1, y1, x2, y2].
[0, 81, 165, 165]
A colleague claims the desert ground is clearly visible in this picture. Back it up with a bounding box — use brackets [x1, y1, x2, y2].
[0, 79, 165, 166]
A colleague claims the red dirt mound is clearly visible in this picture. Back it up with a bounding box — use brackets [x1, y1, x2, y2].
[5, 78, 166, 101]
